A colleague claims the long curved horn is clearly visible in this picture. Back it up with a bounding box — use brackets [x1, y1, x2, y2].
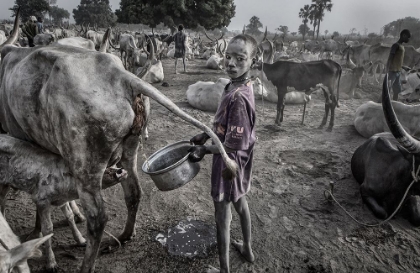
[147, 36, 155, 61]
[242, 25, 246, 35]
[99, 27, 111, 53]
[142, 39, 150, 57]
[346, 48, 356, 69]
[261, 26, 267, 42]
[0, 7, 20, 49]
[382, 74, 420, 153]
[129, 78, 238, 179]
[204, 30, 214, 42]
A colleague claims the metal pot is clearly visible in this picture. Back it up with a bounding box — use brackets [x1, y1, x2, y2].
[142, 141, 201, 191]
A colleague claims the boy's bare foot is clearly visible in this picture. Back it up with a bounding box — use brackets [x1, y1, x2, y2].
[232, 240, 255, 263]
[205, 265, 220, 273]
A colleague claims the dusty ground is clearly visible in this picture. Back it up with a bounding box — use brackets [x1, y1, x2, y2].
[5, 57, 420, 273]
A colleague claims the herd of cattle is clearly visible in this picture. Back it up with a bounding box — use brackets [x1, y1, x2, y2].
[1, 9, 420, 272]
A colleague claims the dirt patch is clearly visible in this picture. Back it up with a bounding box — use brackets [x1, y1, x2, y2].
[4, 57, 420, 273]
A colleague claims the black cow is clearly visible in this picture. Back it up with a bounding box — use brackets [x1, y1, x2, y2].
[351, 75, 420, 226]
[251, 59, 342, 130]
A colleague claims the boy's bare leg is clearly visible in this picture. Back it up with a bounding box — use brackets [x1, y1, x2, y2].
[175, 58, 179, 74]
[183, 56, 187, 72]
[232, 196, 255, 263]
[207, 200, 232, 273]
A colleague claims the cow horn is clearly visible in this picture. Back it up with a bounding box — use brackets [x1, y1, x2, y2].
[142, 39, 150, 57]
[204, 30, 214, 42]
[147, 36, 155, 61]
[382, 74, 420, 153]
[99, 27, 111, 53]
[346, 49, 356, 69]
[0, 7, 20, 49]
[262, 26, 267, 42]
[242, 25, 246, 34]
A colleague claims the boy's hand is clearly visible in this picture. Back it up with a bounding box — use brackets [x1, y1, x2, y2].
[189, 133, 210, 145]
[188, 146, 207, 162]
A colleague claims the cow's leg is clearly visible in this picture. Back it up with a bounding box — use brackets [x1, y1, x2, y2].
[403, 195, 420, 226]
[360, 184, 387, 219]
[26, 209, 42, 240]
[373, 63, 380, 84]
[319, 103, 330, 129]
[77, 173, 108, 273]
[117, 134, 142, 241]
[327, 103, 336, 131]
[38, 204, 57, 272]
[275, 91, 286, 125]
[70, 200, 86, 223]
[61, 202, 86, 246]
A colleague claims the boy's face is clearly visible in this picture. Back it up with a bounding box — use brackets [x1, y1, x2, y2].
[224, 39, 254, 79]
[402, 34, 410, 43]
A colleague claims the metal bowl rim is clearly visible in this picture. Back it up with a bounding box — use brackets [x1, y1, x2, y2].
[142, 141, 194, 175]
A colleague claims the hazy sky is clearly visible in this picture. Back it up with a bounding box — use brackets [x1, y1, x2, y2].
[1, 0, 419, 35]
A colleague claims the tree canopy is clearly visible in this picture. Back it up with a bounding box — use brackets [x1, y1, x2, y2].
[73, 0, 117, 27]
[311, 0, 333, 40]
[49, 6, 70, 25]
[246, 16, 263, 36]
[298, 4, 311, 40]
[115, 0, 235, 31]
[298, 24, 310, 39]
[10, 0, 50, 21]
[382, 17, 420, 38]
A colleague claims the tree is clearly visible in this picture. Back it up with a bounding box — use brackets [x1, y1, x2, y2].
[115, 0, 236, 32]
[368, 32, 379, 38]
[49, 6, 70, 25]
[332, 31, 340, 37]
[311, 0, 333, 40]
[349, 28, 357, 36]
[324, 29, 328, 36]
[298, 4, 311, 40]
[298, 24, 310, 39]
[9, 0, 50, 21]
[73, 0, 117, 27]
[291, 32, 297, 37]
[276, 25, 289, 40]
[246, 16, 263, 36]
[382, 17, 420, 38]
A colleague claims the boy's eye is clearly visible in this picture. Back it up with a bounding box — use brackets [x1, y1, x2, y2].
[237, 57, 243, 61]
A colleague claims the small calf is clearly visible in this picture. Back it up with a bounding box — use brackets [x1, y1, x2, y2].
[0, 210, 52, 273]
[0, 135, 127, 272]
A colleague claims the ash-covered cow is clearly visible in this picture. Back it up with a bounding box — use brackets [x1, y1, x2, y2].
[351, 75, 420, 226]
[186, 78, 230, 112]
[0, 210, 52, 273]
[0, 13, 236, 273]
[0, 135, 127, 271]
[354, 100, 420, 138]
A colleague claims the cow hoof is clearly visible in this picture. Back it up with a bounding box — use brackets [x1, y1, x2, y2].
[326, 127, 333, 132]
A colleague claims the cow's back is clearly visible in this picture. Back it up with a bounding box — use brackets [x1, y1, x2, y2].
[0, 45, 135, 163]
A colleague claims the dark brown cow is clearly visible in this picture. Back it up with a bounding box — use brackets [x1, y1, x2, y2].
[251, 59, 342, 130]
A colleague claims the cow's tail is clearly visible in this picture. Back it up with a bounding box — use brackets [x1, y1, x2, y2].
[336, 64, 342, 108]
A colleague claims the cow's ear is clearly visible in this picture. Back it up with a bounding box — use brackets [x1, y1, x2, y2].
[397, 145, 411, 160]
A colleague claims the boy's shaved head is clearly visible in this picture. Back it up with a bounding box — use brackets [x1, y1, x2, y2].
[229, 34, 259, 59]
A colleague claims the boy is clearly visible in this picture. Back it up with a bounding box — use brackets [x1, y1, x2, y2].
[189, 34, 258, 273]
[173, 24, 187, 74]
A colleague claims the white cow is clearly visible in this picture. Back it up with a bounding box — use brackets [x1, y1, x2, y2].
[186, 78, 230, 112]
[34, 33, 55, 46]
[354, 101, 420, 138]
[0, 210, 52, 273]
[56, 37, 96, 50]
